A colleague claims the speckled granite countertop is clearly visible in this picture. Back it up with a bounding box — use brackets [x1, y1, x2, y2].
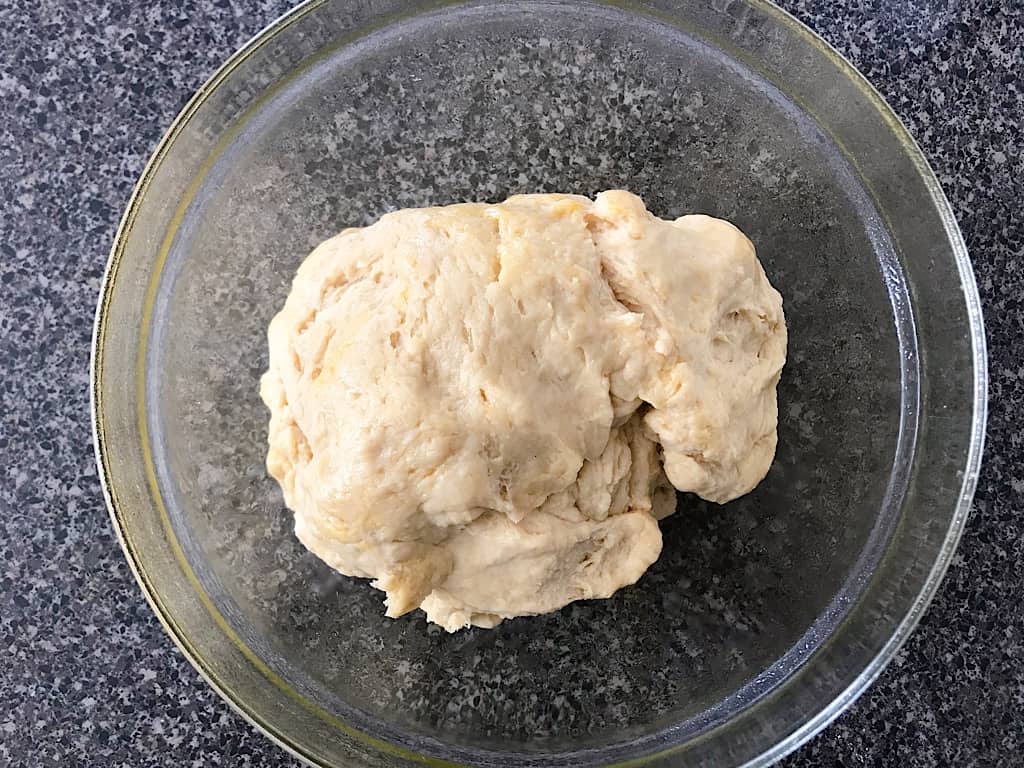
[1, 1, 1020, 766]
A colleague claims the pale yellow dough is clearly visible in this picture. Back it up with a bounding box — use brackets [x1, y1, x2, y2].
[261, 190, 786, 631]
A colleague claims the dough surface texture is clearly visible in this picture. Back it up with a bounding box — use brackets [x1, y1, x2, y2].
[261, 190, 786, 631]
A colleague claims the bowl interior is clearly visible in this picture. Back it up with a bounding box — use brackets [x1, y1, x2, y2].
[131, 0, 928, 762]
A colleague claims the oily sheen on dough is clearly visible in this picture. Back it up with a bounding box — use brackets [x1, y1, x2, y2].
[260, 190, 786, 631]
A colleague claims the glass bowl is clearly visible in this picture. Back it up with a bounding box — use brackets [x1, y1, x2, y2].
[92, 0, 986, 765]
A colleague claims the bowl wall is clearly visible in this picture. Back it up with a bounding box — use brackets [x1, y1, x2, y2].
[94, 1, 985, 766]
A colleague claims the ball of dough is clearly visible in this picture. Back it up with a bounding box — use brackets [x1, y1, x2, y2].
[261, 190, 786, 631]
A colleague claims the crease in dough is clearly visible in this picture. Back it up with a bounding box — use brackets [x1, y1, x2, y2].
[261, 190, 786, 631]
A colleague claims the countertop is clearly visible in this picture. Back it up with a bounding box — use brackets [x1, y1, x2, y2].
[1, 0, 1020, 766]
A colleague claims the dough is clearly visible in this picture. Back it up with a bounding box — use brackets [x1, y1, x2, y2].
[261, 191, 786, 631]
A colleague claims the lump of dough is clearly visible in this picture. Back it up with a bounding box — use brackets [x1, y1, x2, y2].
[261, 190, 786, 631]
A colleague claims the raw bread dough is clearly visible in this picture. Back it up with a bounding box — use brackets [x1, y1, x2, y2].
[261, 190, 786, 631]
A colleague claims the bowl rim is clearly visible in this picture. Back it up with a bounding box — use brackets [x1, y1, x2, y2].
[91, 0, 988, 766]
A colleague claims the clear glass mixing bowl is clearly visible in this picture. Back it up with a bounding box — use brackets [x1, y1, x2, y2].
[92, 1, 986, 765]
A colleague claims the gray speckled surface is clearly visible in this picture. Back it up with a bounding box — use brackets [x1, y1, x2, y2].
[0, 1, 1020, 767]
